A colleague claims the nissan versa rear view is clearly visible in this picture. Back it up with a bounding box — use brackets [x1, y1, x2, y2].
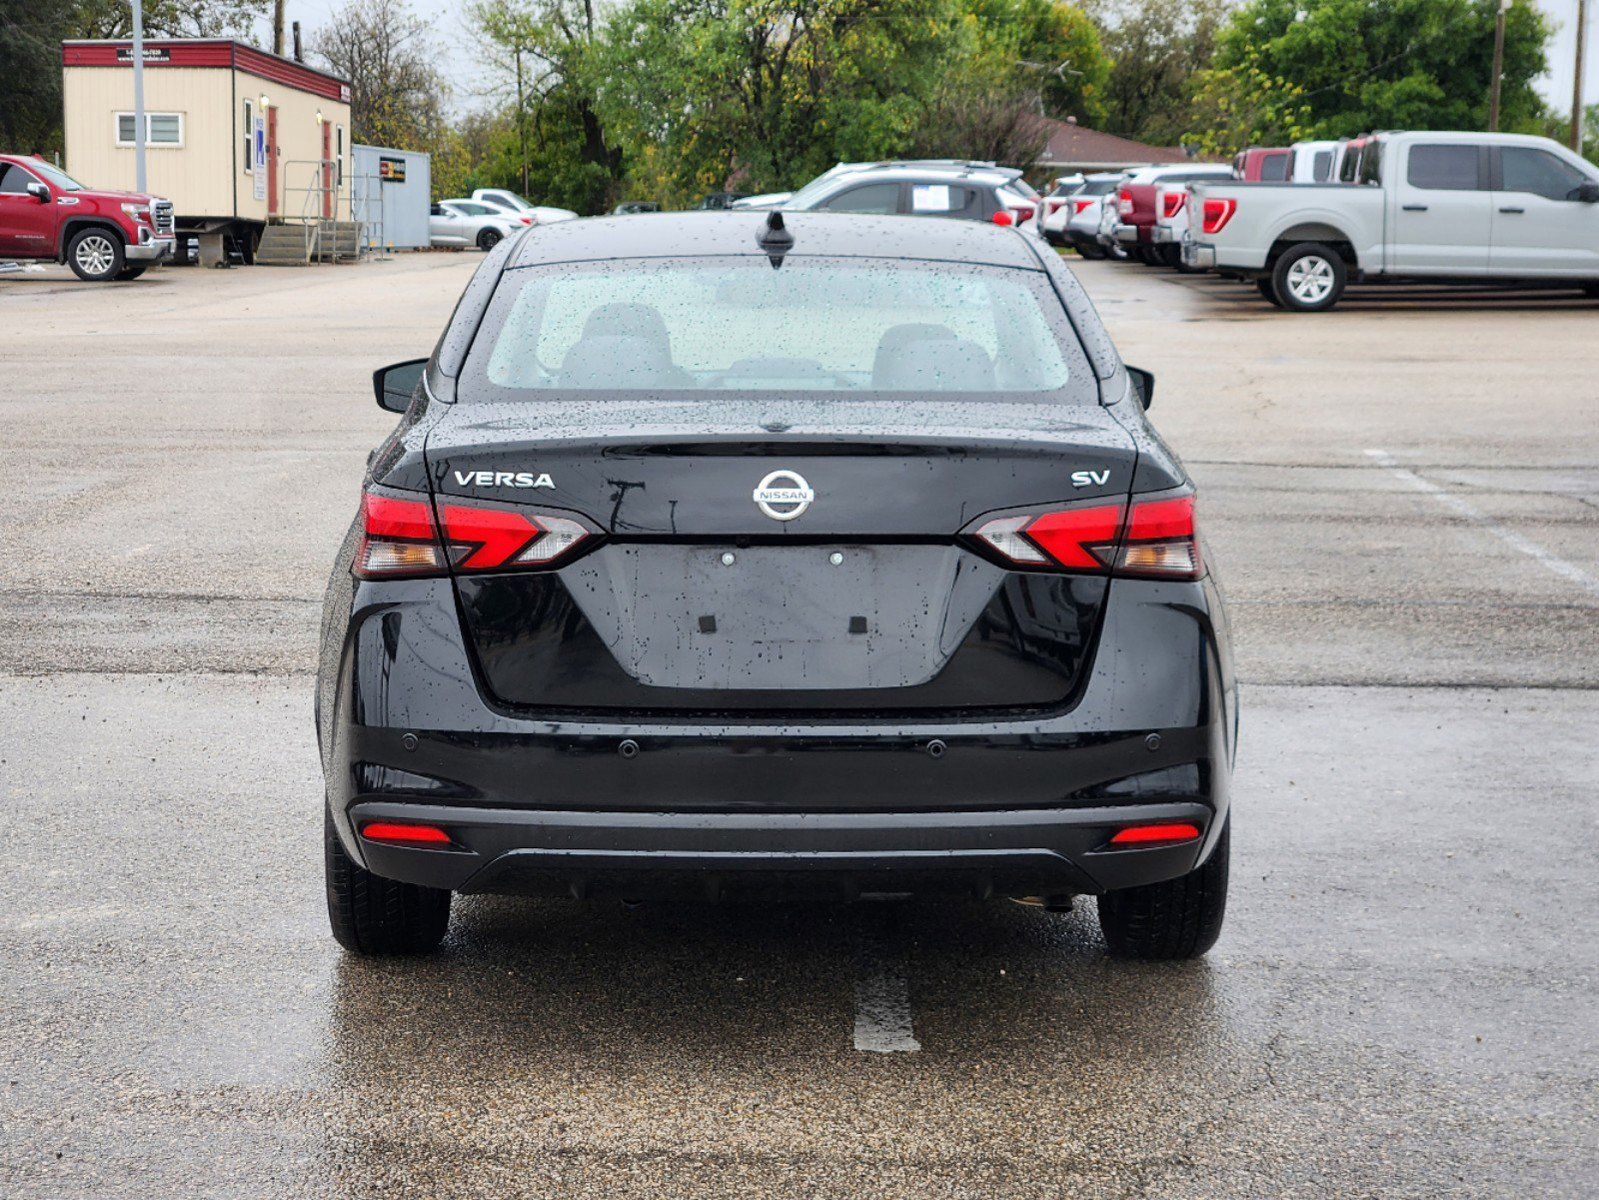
[317, 212, 1236, 960]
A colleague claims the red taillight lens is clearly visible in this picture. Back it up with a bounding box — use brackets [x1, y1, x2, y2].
[970, 490, 1200, 579]
[438, 503, 590, 569]
[1109, 822, 1201, 846]
[1201, 197, 1237, 234]
[519, 216, 533, 224]
[1161, 191, 1187, 218]
[355, 489, 595, 578]
[356, 491, 449, 578]
[992, 210, 1014, 226]
[1072, 198, 1094, 215]
[1046, 198, 1065, 214]
[1116, 188, 1133, 215]
[1010, 204, 1035, 222]
[361, 821, 453, 846]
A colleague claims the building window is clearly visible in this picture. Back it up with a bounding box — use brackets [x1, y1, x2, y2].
[243, 100, 253, 174]
[336, 125, 344, 185]
[114, 111, 184, 148]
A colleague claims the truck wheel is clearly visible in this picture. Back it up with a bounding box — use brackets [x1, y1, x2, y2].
[477, 227, 503, 252]
[325, 808, 451, 955]
[1270, 243, 1346, 311]
[1074, 242, 1106, 261]
[67, 228, 125, 282]
[1255, 278, 1284, 307]
[113, 266, 146, 281]
[1157, 244, 1183, 269]
[1097, 821, 1229, 960]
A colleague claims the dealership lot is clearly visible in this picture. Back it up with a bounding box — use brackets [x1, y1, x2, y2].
[2, 256, 1596, 1196]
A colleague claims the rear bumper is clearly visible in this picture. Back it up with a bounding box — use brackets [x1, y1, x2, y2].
[1182, 241, 1217, 270]
[318, 572, 1238, 898]
[1114, 223, 1142, 245]
[350, 800, 1217, 897]
[1151, 225, 1178, 244]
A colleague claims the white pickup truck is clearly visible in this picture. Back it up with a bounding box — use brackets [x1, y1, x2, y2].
[1184, 131, 1599, 311]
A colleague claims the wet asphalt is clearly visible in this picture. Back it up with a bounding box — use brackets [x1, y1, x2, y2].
[2, 252, 1596, 1197]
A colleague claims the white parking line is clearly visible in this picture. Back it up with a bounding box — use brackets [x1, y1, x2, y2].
[853, 963, 920, 1053]
[1365, 449, 1599, 599]
[853, 907, 921, 1053]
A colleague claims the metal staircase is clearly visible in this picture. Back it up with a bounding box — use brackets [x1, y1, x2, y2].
[256, 160, 365, 266]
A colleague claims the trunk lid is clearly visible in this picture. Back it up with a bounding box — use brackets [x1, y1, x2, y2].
[425, 399, 1137, 714]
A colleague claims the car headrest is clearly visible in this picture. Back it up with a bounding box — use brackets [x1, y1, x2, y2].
[559, 335, 680, 389]
[871, 323, 957, 381]
[873, 336, 995, 392]
[582, 302, 672, 346]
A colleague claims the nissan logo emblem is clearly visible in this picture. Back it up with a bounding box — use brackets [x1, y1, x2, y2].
[752, 469, 814, 522]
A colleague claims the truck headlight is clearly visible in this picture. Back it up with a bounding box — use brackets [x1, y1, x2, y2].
[121, 203, 151, 220]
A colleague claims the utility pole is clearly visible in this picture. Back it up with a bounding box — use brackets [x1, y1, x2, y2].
[1488, 0, 1508, 132]
[515, 45, 529, 195]
[131, 0, 147, 194]
[273, 0, 286, 57]
[1574, 0, 1590, 152]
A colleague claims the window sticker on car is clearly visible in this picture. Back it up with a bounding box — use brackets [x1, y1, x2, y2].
[912, 184, 952, 212]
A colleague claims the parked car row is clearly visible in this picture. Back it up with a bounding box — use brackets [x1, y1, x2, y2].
[1062, 131, 1599, 312]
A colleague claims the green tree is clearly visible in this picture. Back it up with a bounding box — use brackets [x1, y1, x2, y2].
[464, 0, 624, 214]
[1202, 0, 1552, 148]
[1087, 0, 1228, 143]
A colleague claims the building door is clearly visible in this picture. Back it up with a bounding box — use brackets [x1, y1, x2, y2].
[266, 106, 279, 218]
[321, 121, 333, 219]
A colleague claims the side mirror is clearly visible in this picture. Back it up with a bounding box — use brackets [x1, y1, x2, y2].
[26, 181, 49, 203]
[1577, 181, 1599, 204]
[373, 359, 427, 413]
[1127, 365, 1155, 410]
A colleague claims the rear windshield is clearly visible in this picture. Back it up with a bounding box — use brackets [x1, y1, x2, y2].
[462, 256, 1098, 404]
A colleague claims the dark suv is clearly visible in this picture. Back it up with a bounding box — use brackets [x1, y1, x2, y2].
[318, 212, 1236, 960]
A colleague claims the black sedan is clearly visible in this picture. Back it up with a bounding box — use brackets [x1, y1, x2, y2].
[318, 212, 1236, 959]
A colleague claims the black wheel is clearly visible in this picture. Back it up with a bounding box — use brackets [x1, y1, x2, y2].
[476, 227, 503, 252]
[66, 227, 125, 281]
[1074, 241, 1106, 261]
[1583, 282, 1599, 299]
[1157, 243, 1183, 269]
[325, 808, 451, 955]
[1098, 822, 1229, 960]
[1270, 242, 1346, 312]
[1255, 277, 1284, 307]
[113, 266, 146, 281]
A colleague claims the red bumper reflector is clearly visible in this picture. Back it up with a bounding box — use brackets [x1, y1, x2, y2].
[361, 821, 453, 846]
[1109, 822, 1202, 846]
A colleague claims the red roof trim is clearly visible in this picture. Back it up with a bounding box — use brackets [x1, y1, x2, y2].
[61, 39, 349, 103]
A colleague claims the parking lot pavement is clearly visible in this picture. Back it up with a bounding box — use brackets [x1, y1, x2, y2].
[3, 256, 1597, 1196]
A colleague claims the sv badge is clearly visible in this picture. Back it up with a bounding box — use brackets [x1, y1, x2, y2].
[1071, 469, 1111, 488]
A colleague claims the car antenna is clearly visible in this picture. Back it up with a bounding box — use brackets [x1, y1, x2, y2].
[757, 210, 794, 268]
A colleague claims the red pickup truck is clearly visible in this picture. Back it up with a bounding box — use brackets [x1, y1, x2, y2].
[0, 154, 174, 281]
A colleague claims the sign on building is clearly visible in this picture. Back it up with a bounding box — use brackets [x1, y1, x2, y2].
[252, 115, 266, 202]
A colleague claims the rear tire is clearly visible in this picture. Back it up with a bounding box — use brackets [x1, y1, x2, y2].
[1074, 241, 1106, 261]
[113, 266, 146, 281]
[325, 808, 451, 955]
[1157, 244, 1182, 269]
[1098, 822, 1229, 960]
[1583, 282, 1599, 299]
[477, 227, 503, 252]
[1270, 242, 1346, 312]
[66, 227, 125, 281]
[1255, 277, 1284, 307]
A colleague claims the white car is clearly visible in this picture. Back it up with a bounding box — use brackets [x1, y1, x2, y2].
[1039, 174, 1084, 243]
[429, 200, 526, 251]
[471, 188, 580, 224]
[730, 192, 792, 209]
[1064, 173, 1126, 259]
[1290, 139, 1348, 182]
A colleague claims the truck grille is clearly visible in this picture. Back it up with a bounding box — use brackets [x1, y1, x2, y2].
[153, 200, 174, 236]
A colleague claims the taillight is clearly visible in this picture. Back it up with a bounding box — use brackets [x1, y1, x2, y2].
[1116, 188, 1132, 215]
[969, 490, 1201, 579]
[1009, 204, 1035, 222]
[1046, 198, 1065, 214]
[1201, 197, 1237, 234]
[356, 491, 449, 578]
[992, 210, 1014, 226]
[1072, 198, 1094, 215]
[437, 502, 590, 569]
[1161, 191, 1187, 218]
[354, 487, 595, 579]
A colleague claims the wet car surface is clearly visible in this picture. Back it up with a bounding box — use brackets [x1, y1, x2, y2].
[2, 255, 1596, 1197]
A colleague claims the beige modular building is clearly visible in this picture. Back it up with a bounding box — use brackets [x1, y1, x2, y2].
[62, 38, 352, 260]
